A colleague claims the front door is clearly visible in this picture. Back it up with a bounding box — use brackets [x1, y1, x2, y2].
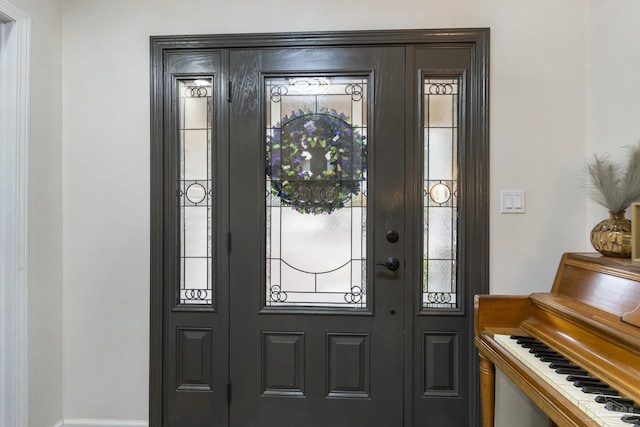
[229, 46, 405, 426]
[150, 30, 489, 427]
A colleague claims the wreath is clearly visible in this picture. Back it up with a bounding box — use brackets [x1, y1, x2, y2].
[267, 108, 367, 214]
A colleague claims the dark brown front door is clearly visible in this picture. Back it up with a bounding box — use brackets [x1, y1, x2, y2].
[228, 46, 405, 426]
[150, 30, 489, 427]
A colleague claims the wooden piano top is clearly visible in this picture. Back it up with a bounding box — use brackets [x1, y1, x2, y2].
[551, 253, 640, 319]
[475, 252, 640, 426]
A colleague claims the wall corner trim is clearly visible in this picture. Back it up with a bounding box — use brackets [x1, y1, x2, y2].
[0, 3, 31, 427]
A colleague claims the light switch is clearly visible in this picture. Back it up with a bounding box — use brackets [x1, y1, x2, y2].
[513, 194, 523, 209]
[501, 190, 525, 214]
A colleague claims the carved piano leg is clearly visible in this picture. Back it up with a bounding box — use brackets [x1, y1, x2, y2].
[479, 354, 495, 427]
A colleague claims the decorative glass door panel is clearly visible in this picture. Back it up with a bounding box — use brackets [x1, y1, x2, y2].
[178, 78, 214, 306]
[422, 77, 459, 310]
[265, 76, 369, 309]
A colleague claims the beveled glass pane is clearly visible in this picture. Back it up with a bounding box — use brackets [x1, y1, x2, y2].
[184, 96, 209, 129]
[427, 128, 454, 180]
[265, 75, 368, 309]
[425, 207, 453, 259]
[178, 78, 213, 306]
[429, 183, 452, 205]
[182, 258, 211, 303]
[183, 130, 209, 180]
[426, 260, 450, 291]
[422, 78, 459, 310]
[279, 96, 316, 119]
[183, 207, 208, 257]
[424, 260, 456, 307]
[425, 89, 457, 128]
[281, 210, 351, 272]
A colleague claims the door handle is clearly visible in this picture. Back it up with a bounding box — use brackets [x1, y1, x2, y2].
[376, 257, 400, 271]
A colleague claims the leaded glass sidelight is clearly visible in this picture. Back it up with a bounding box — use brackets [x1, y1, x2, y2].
[265, 76, 368, 309]
[422, 78, 459, 310]
[178, 79, 213, 306]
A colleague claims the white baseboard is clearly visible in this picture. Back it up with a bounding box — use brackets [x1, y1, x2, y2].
[51, 421, 63, 427]
[59, 420, 148, 427]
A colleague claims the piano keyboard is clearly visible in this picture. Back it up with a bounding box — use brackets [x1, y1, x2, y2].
[494, 334, 640, 427]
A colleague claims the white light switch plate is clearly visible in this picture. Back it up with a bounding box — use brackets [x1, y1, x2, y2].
[500, 190, 525, 214]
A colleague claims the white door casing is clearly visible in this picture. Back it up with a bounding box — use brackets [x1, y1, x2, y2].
[0, 2, 30, 427]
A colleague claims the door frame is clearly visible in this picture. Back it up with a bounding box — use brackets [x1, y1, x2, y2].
[0, 2, 31, 427]
[150, 28, 489, 427]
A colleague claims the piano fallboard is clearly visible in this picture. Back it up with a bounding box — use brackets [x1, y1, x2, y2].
[475, 253, 640, 427]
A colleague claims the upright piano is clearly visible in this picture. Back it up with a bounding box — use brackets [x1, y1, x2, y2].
[475, 253, 640, 427]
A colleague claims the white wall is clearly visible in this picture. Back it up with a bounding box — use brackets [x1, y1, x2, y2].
[488, 1, 588, 296]
[587, 0, 640, 231]
[6, 0, 64, 426]
[56, 0, 610, 425]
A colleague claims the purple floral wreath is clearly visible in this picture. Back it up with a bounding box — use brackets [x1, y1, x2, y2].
[267, 108, 367, 214]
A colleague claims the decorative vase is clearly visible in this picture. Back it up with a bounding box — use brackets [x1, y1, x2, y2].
[590, 210, 632, 257]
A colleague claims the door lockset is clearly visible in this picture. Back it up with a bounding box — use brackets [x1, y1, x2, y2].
[376, 257, 400, 271]
[386, 229, 400, 243]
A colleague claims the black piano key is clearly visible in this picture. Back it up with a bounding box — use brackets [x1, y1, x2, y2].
[622, 414, 640, 423]
[605, 401, 640, 413]
[510, 335, 537, 342]
[522, 343, 550, 350]
[530, 347, 558, 353]
[595, 395, 635, 406]
[549, 361, 581, 370]
[532, 349, 561, 357]
[582, 385, 619, 396]
[566, 375, 601, 382]
[516, 340, 549, 348]
[573, 379, 606, 387]
[513, 337, 546, 346]
[540, 355, 569, 362]
[530, 349, 557, 355]
[555, 367, 588, 375]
